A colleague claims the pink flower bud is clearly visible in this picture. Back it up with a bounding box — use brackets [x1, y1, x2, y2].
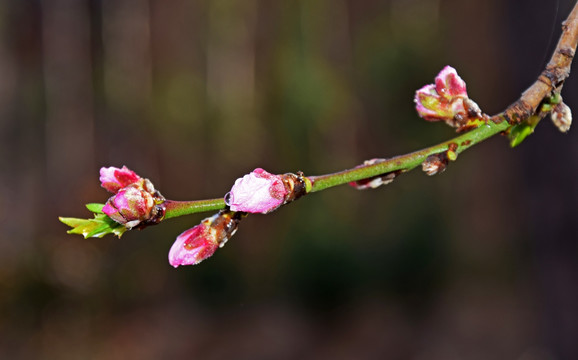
[168, 211, 243, 267]
[414, 66, 477, 128]
[100, 166, 141, 193]
[103, 185, 155, 229]
[168, 220, 219, 267]
[435, 65, 467, 99]
[226, 168, 288, 214]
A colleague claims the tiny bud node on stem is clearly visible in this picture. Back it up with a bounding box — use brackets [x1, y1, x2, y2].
[422, 153, 449, 176]
[551, 101, 572, 133]
[348, 159, 402, 190]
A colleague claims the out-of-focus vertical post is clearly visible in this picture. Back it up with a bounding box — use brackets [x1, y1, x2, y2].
[101, 0, 154, 172]
[206, 0, 259, 166]
[42, 0, 95, 202]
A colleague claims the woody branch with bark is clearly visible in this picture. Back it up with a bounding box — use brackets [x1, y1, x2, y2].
[61, 2, 578, 268]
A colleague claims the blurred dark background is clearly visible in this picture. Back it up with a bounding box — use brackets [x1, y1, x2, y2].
[1, 0, 577, 359]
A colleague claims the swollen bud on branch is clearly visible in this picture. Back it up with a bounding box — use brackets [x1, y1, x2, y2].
[422, 153, 449, 176]
[348, 159, 402, 190]
[168, 210, 245, 267]
[422, 143, 458, 176]
[225, 168, 311, 214]
[414, 66, 484, 130]
[551, 101, 572, 133]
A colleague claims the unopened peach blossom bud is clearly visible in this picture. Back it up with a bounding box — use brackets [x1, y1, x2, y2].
[168, 210, 243, 267]
[225, 168, 310, 214]
[99, 166, 141, 194]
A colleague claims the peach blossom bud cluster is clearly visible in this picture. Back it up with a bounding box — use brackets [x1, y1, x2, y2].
[414, 66, 482, 128]
[100, 166, 165, 229]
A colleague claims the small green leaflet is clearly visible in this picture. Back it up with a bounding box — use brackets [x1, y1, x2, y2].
[59, 203, 126, 238]
[85, 203, 105, 214]
[508, 115, 540, 148]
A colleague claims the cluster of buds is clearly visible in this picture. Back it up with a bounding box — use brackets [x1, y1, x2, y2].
[168, 167, 312, 267]
[225, 168, 311, 214]
[348, 159, 403, 190]
[414, 66, 485, 130]
[62, 53, 574, 271]
[169, 210, 244, 267]
[96, 166, 313, 268]
[100, 166, 166, 229]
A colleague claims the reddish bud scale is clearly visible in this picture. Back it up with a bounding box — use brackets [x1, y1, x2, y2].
[209, 210, 244, 246]
[279, 172, 309, 203]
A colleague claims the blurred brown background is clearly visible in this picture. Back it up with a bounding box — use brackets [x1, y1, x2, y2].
[1, 0, 577, 359]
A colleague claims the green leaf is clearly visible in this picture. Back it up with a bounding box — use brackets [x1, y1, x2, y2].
[59, 213, 127, 238]
[508, 115, 541, 148]
[85, 203, 105, 213]
[508, 123, 533, 147]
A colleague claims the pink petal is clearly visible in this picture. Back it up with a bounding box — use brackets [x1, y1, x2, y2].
[102, 202, 117, 216]
[168, 224, 218, 267]
[435, 66, 467, 99]
[99, 166, 141, 193]
[112, 188, 131, 210]
[226, 168, 287, 213]
[414, 84, 443, 121]
[103, 186, 155, 227]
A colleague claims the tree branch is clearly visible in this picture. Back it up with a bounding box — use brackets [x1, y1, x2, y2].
[308, 1, 578, 193]
[61, 2, 578, 237]
[502, 1, 578, 124]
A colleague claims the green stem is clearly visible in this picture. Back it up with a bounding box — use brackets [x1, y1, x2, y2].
[309, 119, 510, 192]
[162, 119, 511, 219]
[164, 198, 226, 219]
